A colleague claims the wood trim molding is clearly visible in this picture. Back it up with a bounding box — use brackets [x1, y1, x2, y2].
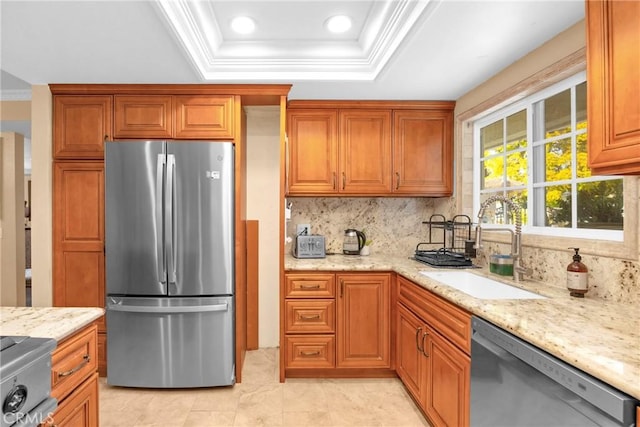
[49, 84, 292, 98]
[287, 100, 455, 110]
[246, 220, 259, 350]
[457, 48, 586, 122]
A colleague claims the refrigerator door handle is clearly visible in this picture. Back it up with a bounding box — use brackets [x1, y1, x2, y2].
[166, 154, 177, 285]
[156, 154, 166, 284]
[107, 302, 229, 314]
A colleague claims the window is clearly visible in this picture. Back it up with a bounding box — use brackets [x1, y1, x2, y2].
[473, 72, 623, 240]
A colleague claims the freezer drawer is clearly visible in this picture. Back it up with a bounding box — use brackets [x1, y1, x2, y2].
[106, 296, 235, 388]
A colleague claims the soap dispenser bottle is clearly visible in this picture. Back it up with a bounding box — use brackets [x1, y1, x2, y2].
[567, 247, 588, 297]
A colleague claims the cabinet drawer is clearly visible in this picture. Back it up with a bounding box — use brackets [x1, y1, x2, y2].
[285, 300, 335, 333]
[51, 325, 98, 402]
[397, 275, 471, 354]
[285, 273, 335, 298]
[285, 335, 335, 369]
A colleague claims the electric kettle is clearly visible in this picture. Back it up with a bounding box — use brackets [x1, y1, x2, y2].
[343, 229, 366, 255]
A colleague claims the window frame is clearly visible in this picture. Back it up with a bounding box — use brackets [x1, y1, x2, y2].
[472, 71, 624, 242]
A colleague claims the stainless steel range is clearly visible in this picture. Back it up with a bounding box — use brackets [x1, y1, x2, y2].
[0, 336, 57, 427]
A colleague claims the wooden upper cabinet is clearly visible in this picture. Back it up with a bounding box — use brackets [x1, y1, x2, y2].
[174, 95, 234, 139]
[287, 109, 339, 194]
[53, 96, 112, 159]
[587, 0, 640, 174]
[113, 94, 234, 139]
[114, 95, 173, 138]
[285, 101, 454, 196]
[339, 110, 392, 194]
[393, 110, 453, 196]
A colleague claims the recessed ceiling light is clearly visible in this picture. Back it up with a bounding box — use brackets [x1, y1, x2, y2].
[325, 15, 352, 34]
[231, 16, 256, 35]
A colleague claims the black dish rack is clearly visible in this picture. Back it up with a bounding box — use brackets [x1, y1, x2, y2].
[413, 214, 475, 268]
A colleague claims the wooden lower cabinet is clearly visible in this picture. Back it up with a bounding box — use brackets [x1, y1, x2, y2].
[44, 373, 99, 427]
[336, 273, 390, 368]
[44, 324, 100, 427]
[425, 327, 470, 427]
[396, 275, 471, 427]
[283, 272, 392, 376]
[396, 303, 427, 402]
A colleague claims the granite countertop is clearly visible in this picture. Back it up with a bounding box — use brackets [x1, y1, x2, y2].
[0, 307, 105, 342]
[285, 253, 640, 400]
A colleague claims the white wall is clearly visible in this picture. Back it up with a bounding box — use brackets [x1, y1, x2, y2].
[30, 86, 53, 306]
[0, 132, 26, 306]
[245, 106, 281, 348]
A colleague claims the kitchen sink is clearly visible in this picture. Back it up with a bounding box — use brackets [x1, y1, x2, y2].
[419, 271, 546, 300]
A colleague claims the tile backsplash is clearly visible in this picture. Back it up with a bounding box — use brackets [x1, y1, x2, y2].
[287, 197, 456, 256]
[477, 242, 639, 304]
[287, 197, 639, 305]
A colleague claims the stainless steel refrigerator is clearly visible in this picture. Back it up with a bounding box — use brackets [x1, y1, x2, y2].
[104, 140, 235, 388]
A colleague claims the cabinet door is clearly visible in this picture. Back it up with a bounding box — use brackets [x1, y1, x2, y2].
[396, 303, 427, 406]
[587, 0, 640, 174]
[336, 273, 390, 368]
[393, 110, 453, 196]
[287, 109, 339, 194]
[339, 110, 392, 194]
[53, 162, 105, 334]
[424, 329, 470, 427]
[113, 95, 173, 138]
[46, 373, 99, 427]
[53, 96, 112, 159]
[174, 95, 235, 139]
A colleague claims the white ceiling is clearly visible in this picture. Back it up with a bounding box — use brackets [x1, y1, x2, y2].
[0, 0, 585, 101]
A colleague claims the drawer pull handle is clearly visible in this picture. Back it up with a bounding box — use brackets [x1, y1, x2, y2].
[300, 351, 320, 357]
[300, 284, 320, 290]
[299, 314, 321, 321]
[415, 327, 423, 351]
[57, 354, 91, 378]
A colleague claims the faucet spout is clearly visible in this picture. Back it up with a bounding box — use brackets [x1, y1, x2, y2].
[476, 195, 530, 282]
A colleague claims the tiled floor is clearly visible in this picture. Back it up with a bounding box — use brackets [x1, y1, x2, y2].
[99, 348, 430, 427]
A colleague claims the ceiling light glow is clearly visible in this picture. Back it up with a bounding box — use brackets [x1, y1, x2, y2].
[231, 16, 256, 34]
[326, 15, 352, 33]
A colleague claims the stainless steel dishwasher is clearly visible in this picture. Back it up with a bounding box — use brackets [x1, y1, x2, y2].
[471, 317, 638, 426]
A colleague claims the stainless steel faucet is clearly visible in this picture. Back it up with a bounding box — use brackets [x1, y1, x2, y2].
[475, 195, 532, 282]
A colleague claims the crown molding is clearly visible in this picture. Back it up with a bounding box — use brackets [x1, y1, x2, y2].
[154, 0, 434, 81]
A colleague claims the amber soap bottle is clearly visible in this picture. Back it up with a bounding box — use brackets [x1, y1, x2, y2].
[567, 247, 588, 297]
